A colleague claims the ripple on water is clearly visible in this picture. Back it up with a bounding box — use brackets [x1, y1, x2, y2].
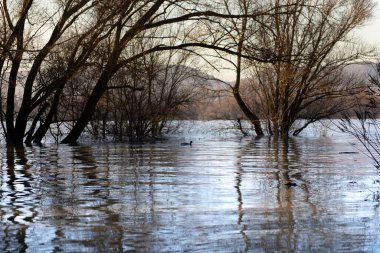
[0, 133, 380, 252]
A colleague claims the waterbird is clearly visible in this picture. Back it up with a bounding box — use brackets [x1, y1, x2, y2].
[284, 181, 297, 187]
[181, 141, 192, 146]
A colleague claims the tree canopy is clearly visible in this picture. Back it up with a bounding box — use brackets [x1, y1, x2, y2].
[0, 0, 375, 145]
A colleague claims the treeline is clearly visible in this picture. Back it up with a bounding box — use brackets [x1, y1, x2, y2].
[194, 65, 379, 127]
[0, 0, 376, 146]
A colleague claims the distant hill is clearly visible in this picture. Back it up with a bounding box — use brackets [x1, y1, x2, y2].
[343, 62, 380, 85]
[188, 62, 380, 120]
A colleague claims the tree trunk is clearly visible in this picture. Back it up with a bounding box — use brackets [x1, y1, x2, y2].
[232, 13, 264, 138]
[6, 38, 25, 146]
[233, 90, 264, 136]
[25, 103, 49, 144]
[61, 69, 114, 143]
[32, 85, 65, 143]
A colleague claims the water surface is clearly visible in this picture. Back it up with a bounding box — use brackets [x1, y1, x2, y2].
[1, 123, 380, 252]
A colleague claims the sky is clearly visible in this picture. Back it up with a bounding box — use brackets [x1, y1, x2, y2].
[357, 0, 380, 46]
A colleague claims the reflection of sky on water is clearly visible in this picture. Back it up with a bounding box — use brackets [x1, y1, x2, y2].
[1, 121, 380, 252]
[25, 224, 57, 252]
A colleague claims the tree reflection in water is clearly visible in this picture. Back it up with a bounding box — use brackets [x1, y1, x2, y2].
[232, 136, 378, 252]
[0, 135, 379, 252]
[1, 146, 36, 252]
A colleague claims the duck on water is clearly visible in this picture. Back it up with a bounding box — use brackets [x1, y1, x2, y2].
[181, 141, 192, 146]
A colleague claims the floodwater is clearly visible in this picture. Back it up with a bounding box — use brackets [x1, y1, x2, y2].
[1, 121, 380, 252]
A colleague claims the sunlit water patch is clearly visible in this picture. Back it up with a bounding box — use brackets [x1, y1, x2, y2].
[1, 121, 380, 252]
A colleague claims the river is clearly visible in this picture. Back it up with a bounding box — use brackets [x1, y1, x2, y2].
[0, 121, 379, 252]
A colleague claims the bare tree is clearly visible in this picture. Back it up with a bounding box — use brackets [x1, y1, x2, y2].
[99, 51, 204, 140]
[0, 0, 131, 145]
[59, 1, 304, 144]
[0, 0, 295, 145]
[198, 0, 280, 136]
[0, 0, 115, 146]
[338, 62, 380, 168]
[61, 0, 276, 143]
[4, 0, 368, 145]
[225, 0, 374, 137]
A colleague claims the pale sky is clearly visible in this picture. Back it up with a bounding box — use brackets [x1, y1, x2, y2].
[357, 0, 380, 46]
